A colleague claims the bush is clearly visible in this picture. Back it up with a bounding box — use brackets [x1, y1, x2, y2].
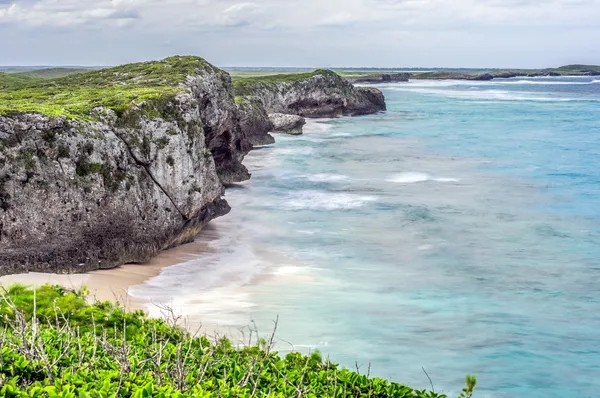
[0, 285, 473, 397]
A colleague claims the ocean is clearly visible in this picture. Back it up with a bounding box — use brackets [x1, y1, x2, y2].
[130, 76, 600, 397]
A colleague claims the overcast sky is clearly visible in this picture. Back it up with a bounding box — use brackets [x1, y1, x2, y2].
[1, 0, 599, 68]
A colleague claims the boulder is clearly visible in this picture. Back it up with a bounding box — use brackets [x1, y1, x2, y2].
[268, 113, 306, 135]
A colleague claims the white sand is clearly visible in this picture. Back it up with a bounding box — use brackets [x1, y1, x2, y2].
[0, 239, 212, 312]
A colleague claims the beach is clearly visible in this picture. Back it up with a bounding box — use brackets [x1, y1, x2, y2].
[0, 237, 213, 313]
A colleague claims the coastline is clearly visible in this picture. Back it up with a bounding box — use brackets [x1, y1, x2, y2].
[0, 236, 214, 312]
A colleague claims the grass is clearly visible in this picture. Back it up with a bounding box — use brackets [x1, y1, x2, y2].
[12, 68, 97, 79]
[0, 284, 477, 398]
[0, 72, 38, 90]
[0, 56, 213, 119]
[233, 69, 338, 95]
[553, 64, 600, 74]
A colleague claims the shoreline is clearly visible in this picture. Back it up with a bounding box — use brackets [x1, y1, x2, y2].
[0, 235, 215, 312]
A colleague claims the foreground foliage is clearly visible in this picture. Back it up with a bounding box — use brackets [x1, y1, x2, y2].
[0, 285, 475, 397]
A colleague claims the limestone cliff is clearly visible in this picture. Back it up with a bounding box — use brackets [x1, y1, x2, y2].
[234, 70, 386, 118]
[0, 56, 250, 275]
[345, 73, 409, 84]
[235, 96, 275, 147]
[0, 59, 388, 276]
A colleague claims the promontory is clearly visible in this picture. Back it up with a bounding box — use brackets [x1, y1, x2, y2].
[0, 56, 386, 276]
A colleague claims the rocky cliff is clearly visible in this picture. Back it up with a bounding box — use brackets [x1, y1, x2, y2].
[345, 73, 410, 84]
[235, 96, 275, 147]
[0, 56, 252, 275]
[0, 58, 386, 276]
[234, 70, 386, 118]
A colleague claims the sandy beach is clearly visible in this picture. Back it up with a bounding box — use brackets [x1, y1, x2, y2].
[0, 238, 213, 312]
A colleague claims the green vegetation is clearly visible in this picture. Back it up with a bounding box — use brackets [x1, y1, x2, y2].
[233, 69, 338, 95]
[553, 64, 600, 74]
[0, 56, 213, 119]
[11, 68, 96, 79]
[0, 284, 476, 397]
[0, 72, 38, 90]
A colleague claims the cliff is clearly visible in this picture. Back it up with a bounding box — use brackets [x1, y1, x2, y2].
[0, 58, 387, 276]
[0, 56, 251, 275]
[409, 64, 600, 81]
[233, 70, 386, 118]
[345, 73, 410, 84]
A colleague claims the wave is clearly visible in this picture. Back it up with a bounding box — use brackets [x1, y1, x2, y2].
[274, 147, 315, 156]
[303, 120, 333, 134]
[381, 78, 600, 90]
[283, 190, 377, 210]
[306, 173, 350, 182]
[386, 172, 460, 184]
[389, 87, 599, 102]
[498, 80, 600, 85]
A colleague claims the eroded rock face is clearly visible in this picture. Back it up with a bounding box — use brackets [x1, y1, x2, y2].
[236, 96, 275, 147]
[0, 65, 250, 275]
[0, 64, 389, 276]
[347, 73, 410, 84]
[268, 113, 306, 135]
[237, 70, 386, 118]
[186, 73, 252, 184]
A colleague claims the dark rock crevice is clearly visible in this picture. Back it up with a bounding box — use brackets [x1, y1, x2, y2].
[113, 130, 188, 221]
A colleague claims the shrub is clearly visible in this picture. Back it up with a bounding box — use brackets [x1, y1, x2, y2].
[0, 285, 474, 397]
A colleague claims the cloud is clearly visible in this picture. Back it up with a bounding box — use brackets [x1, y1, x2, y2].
[0, 0, 599, 67]
[0, 0, 141, 26]
[216, 2, 262, 27]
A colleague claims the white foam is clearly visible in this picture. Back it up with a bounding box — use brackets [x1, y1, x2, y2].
[274, 147, 314, 156]
[296, 229, 320, 235]
[434, 177, 461, 182]
[383, 78, 599, 89]
[307, 173, 350, 182]
[386, 172, 460, 184]
[388, 87, 597, 102]
[386, 172, 430, 183]
[303, 120, 333, 134]
[284, 190, 377, 210]
[503, 79, 600, 85]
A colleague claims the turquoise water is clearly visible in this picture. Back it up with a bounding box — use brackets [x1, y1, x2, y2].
[131, 77, 600, 397]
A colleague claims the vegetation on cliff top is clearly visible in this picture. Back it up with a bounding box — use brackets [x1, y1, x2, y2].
[233, 69, 340, 96]
[7, 68, 96, 79]
[0, 284, 477, 398]
[0, 56, 212, 119]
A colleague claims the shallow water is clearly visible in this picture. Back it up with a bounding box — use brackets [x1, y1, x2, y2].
[131, 77, 600, 397]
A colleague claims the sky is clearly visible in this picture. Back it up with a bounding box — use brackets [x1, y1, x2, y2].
[1, 0, 599, 68]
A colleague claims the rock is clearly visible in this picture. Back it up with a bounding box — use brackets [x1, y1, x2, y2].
[491, 71, 519, 79]
[236, 96, 275, 147]
[346, 73, 410, 84]
[234, 69, 386, 118]
[0, 59, 390, 277]
[0, 56, 251, 276]
[187, 72, 252, 185]
[268, 113, 306, 135]
[471, 73, 494, 81]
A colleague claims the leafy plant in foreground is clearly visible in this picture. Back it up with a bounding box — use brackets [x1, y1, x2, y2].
[0, 285, 475, 397]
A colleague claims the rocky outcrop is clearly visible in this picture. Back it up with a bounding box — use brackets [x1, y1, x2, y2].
[410, 72, 494, 81]
[189, 72, 252, 185]
[0, 60, 388, 277]
[0, 57, 252, 276]
[268, 113, 306, 135]
[346, 73, 409, 84]
[490, 71, 560, 79]
[234, 70, 386, 118]
[236, 96, 275, 147]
